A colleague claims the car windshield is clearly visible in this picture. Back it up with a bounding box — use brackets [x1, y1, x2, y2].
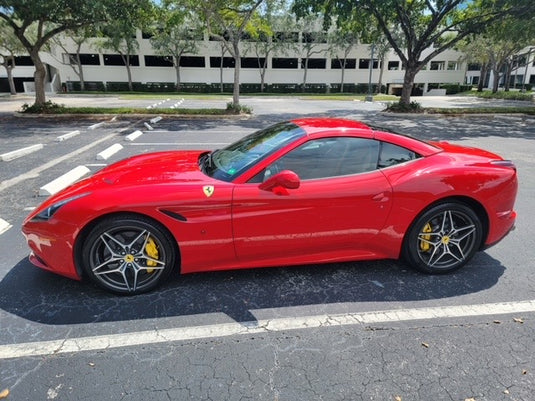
[200, 122, 306, 181]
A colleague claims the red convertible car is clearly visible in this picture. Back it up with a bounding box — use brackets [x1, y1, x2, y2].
[22, 118, 517, 294]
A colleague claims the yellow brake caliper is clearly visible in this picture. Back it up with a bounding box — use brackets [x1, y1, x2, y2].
[420, 223, 433, 252]
[145, 237, 159, 273]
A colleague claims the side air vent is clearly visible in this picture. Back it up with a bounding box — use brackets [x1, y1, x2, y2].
[160, 210, 187, 222]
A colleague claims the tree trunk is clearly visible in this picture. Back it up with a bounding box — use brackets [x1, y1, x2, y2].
[301, 58, 308, 93]
[477, 63, 488, 92]
[232, 41, 240, 107]
[491, 66, 500, 93]
[174, 56, 182, 92]
[376, 56, 386, 94]
[6, 63, 16, 95]
[259, 57, 267, 93]
[400, 67, 417, 105]
[78, 60, 85, 91]
[31, 50, 47, 105]
[503, 61, 512, 91]
[125, 56, 133, 92]
[340, 62, 345, 93]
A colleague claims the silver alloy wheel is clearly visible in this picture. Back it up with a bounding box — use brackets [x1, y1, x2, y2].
[416, 209, 478, 269]
[83, 216, 175, 294]
[404, 202, 483, 274]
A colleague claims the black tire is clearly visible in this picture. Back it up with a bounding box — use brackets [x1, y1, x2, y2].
[403, 202, 483, 274]
[81, 215, 177, 295]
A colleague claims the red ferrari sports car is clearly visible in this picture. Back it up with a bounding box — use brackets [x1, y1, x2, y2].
[22, 118, 517, 294]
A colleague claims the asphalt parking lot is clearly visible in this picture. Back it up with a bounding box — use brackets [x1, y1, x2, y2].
[0, 94, 534, 400]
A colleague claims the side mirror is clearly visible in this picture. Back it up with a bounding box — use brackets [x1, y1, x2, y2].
[259, 170, 300, 194]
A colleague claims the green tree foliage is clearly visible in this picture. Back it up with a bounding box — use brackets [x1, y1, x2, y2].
[0, 0, 152, 104]
[242, 6, 298, 92]
[293, 0, 535, 105]
[0, 18, 26, 94]
[187, 0, 268, 107]
[150, 2, 202, 91]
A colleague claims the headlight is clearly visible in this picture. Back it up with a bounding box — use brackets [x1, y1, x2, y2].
[31, 193, 90, 222]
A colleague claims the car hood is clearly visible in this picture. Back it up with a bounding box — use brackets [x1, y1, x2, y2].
[92, 150, 209, 185]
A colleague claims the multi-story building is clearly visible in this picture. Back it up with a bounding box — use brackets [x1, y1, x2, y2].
[0, 29, 494, 95]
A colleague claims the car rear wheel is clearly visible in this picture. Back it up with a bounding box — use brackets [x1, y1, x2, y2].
[403, 202, 483, 274]
[82, 215, 176, 295]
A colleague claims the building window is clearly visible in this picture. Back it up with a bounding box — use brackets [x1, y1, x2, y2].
[302, 58, 326, 69]
[301, 32, 327, 43]
[331, 59, 356, 69]
[144, 55, 173, 67]
[467, 63, 481, 71]
[209, 57, 235, 68]
[14, 56, 33, 66]
[180, 56, 205, 67]
[241, 57, 266, 68]
[272, 58, 298, 69]
[447, 61, 459, 70]
[430, 61, 445, 70]
[103, 54, 139, 66]
[530, 74, 535, 84]
[359, 59, 379, 69]
[63, 53, 100, 65]
[274, 32, 299, 43]
[388, 61, 399, 70]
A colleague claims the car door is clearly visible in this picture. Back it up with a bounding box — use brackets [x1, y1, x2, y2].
[231, 137, 393, 264]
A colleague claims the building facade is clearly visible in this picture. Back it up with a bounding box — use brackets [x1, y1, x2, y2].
[3, 30, 531, 95]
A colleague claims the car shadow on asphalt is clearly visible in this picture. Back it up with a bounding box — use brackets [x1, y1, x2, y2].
[0, 252, 505, 326]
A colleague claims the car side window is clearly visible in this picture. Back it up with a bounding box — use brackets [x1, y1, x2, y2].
[378, 142, 419, 168]
[253, 137, 380, 182]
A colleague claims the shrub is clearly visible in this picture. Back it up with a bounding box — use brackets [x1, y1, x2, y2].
[385, 101, 423, 113]
[226, 102, 252, 114]
[21, 101, 65, 114]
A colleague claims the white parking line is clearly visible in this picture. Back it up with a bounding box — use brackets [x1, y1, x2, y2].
[0, 144, 44, 161]
[38, 165, 91, 196]
[0, 300, 533, 360]
[0, 133, 115, 193]
[0, 218, 12, 235]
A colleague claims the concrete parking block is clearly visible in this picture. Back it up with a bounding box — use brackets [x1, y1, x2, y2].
[0, 218, 12, 235]
[125, 130, 143, 141]
[88, 122, 105, 130]
[38, 165, 91, 197]
[0, 144, 44, 161]
[56, 130, 81, 142]
[150, 116, 162, 124]
[96, 143, 123, 160]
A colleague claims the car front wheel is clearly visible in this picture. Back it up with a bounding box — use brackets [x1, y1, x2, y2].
[403, 202, 483, 274]
[82, 215, 177, 295]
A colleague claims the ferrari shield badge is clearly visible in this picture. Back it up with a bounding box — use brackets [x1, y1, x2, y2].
[203, 185, 215, 197]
